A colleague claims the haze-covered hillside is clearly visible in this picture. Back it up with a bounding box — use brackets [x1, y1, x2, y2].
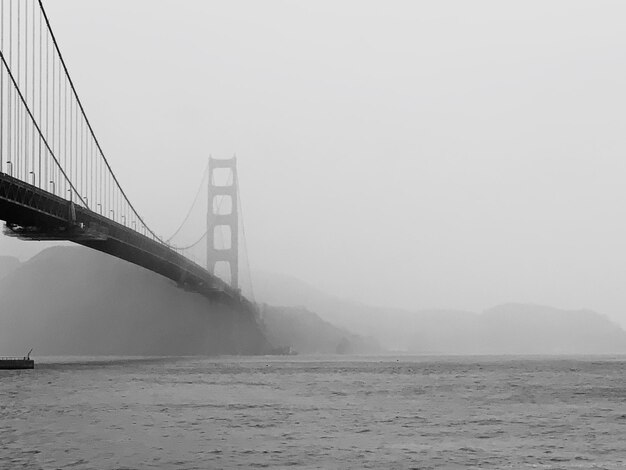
[0, 246, 267, 356]
[251, 271, 420, 348]
[254, 271, 626, 354]
[409, 304, 626, 355]
[0, 255, 20, 280]
[261, 305, 380, 354]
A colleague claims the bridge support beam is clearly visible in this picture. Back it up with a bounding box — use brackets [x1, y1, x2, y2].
[207, 157, 239, 290]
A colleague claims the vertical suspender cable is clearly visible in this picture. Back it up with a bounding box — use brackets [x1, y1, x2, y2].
[7, 0, 11, 177]
[236, 171, 255, 302]
[45, 17, 49, 190]
[69, 72, 72, 194]
[38, 3, 42, 187]
[1, 0, 4, 175]
[17, 0, 21, 179]
[37, 4, 43, 188]
[8, 0, 11, 175]
[30, 0, 33, 179]
[24, 0, 28, 178]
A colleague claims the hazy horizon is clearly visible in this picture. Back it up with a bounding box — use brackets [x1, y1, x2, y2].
[3, 1, 626, 327]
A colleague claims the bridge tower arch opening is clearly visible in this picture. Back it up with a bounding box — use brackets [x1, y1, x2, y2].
[207, 157, 239, 290]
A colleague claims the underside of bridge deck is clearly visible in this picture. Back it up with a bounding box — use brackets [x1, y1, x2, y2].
[0, 172, 252, 310]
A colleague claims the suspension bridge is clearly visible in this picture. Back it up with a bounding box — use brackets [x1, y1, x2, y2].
[0, 1, 254, 310]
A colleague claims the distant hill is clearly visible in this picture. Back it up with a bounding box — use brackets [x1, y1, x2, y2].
[261, 305, 380, 354]
[0, 246, 267, 356]
[251, 270, 426, 348]
[408, 304, 626, 355]
[253, 271, 626, 354]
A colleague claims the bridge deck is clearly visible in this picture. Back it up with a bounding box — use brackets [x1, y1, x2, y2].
[0, 172, 248, 308]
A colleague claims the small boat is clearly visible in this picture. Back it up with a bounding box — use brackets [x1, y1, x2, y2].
[0, 349, 34, 370]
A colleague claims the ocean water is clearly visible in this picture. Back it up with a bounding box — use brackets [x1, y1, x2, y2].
[1, 355, 626, 469]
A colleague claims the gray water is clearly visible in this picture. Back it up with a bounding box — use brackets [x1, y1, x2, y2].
[1, 355, 626, 469]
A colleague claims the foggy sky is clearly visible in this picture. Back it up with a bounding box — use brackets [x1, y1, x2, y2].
[3, 1, 626, 326]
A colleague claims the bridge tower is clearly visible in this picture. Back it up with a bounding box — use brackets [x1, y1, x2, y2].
[207, 157, 239, 289]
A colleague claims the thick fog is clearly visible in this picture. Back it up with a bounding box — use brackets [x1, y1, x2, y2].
[2, 1, 626, 326]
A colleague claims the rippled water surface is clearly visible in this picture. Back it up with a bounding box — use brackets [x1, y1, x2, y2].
[1, 355, 626, 469]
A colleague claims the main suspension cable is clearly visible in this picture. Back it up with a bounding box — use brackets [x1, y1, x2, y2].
[37, 0, 168, 245]
[176, 230, 208, 251]
[0, 49, 86, 207]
